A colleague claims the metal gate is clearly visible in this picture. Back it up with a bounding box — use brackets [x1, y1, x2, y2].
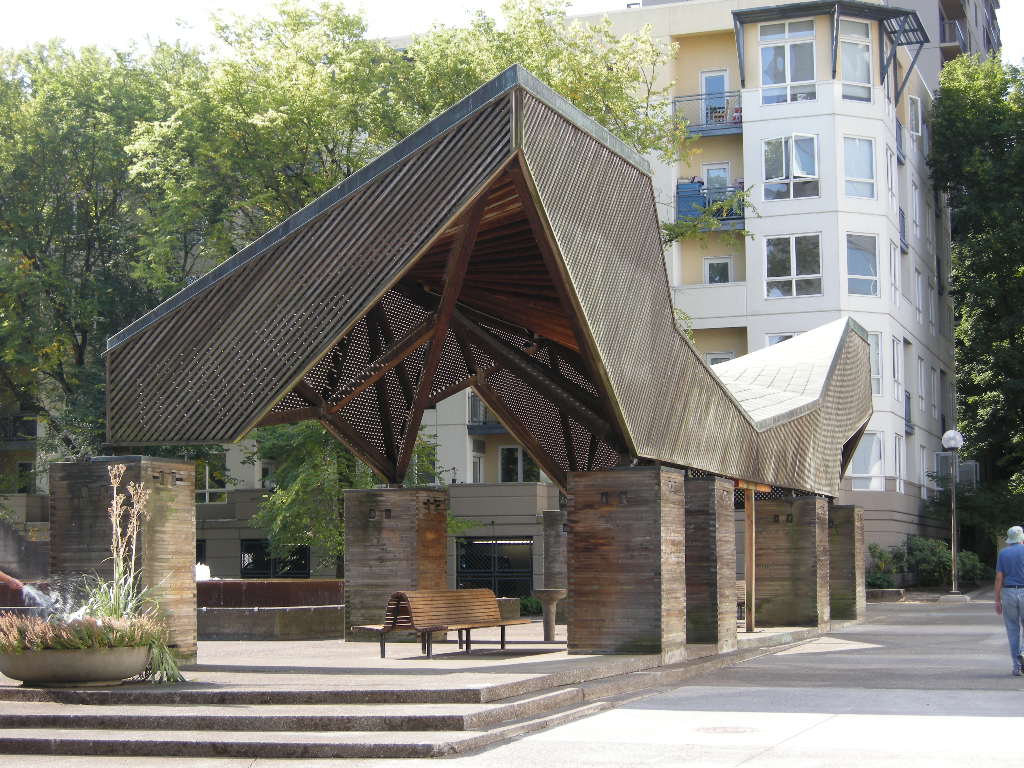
[456, 537, 533, 597]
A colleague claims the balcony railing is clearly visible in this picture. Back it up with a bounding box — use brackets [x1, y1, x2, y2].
[0, 416, 37, 441]
[895, 120, 906, 165]
[940, 19, 968, 51]
[899, 208, 909, 252]
[672, 91, 742, 135]
[676, 183, 745, 229]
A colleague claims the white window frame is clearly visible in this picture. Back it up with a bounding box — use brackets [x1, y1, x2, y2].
[928, 281, 937, 335]
[759, 19, 817, 105]
[930, 366, 939, 420]
[912, 181, 920, 238]
[844, 136, 876, 198]
[471, 453, 484, 484]
[889, 240, 900, 305]
[839, 18, 873, 102]
[846, 232, 879, 296]
[764, 233, 823, 298]
[196, 457, 228, 505]
[908, 95, 922, 136]
[851, 430, 884, 491]
[498, 445, 539, 483]
[869, 332, 882, 395]
[892, 337, 902, 404]
[767, 333, 796, 346]
[705, 351, 736, 366]
[915, 268, 924, 322]
[702, 161, 731, 190]
[700, 69, 730, 125]
[917, 356, 927, 415]
[704, 256, 733, 285]
[920, 444, 929, 499]
[894, 434, 905, 493]
[763, 134, 820, 200]
[886, 146, 897, 209]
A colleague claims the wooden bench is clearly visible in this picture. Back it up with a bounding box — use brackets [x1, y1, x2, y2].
[352, 588, 532, 658]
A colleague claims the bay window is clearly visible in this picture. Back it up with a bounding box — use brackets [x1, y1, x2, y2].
[840, 19, 872, 102]
[869, 332, 882, 395]
[760, 20, 816, 104]
[764, 134, 819, 199]
[847, 233, 878, 296]
[851, 431, 884, 490]
[765, 234, 822, 297]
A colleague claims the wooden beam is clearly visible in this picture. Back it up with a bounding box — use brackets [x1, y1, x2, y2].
[547, 344, 578, 472]
[293, 381, 326, 407]
[744, 487, 756, 634]
[326, 314, 436, 415]
[319, 414, 396, 484]
[397, 192, 488, 481]
[451, 311, 623, 452]
[257, 405, 323, 427]
[475, 378, 567, 490]
[365, 313, 397, 470]
[369, 306, 415, 406]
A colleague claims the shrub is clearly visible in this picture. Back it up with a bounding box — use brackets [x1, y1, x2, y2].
[906, 536, 951, 587]
[519, 596, 542, 615]
[957, 550, 987, 585]
[866, 542, 905, 588]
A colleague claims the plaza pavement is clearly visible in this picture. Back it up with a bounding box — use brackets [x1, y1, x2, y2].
[4, 588, 1019, 767]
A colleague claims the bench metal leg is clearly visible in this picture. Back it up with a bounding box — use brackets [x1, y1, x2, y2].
[379, 633, 386, 659]
[465, 629, 472, 654]
[458, 629, 463, 650]
[500, 625, 506, 651]
[426, 632, 433, 659]
[420, 633, 427, 655]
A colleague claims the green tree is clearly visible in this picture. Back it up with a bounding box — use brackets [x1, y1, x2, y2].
[0, 43, 167, 455]
[929, 55, 1024, 486]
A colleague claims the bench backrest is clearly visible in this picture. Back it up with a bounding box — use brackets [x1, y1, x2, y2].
[386, 588, 502, 628]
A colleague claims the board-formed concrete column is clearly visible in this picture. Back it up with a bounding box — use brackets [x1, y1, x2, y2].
[829, 504, 866, 621]
[566, 466, 685, 663]
[343, 488, 447, 633]
[754, 496, 829, 629]
[49, 456, 197, 662]
[542, 506, 568, 622]
[684, 476, 737, 653]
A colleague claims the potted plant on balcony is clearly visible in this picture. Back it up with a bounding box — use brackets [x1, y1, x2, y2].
[0, 465, 184, 686]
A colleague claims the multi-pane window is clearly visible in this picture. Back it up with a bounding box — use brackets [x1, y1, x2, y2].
[764, 135, 819, 199]
[925, 202, 934, 248]
[908, 95, 922, 137]
[889, 241, 900, 305]
[892, 337, 902, 403]
[765, 234, 822, 297]
[917, 356, 927, 414]
[760, 20, 816, 104]
[499, 446, 540, 483]
[851, 431, 884, 490]
[930, 366, 939, 419]
[844, 137, 875, 197]
[915, 269, 924, 322]
[195, 454, 228, 504]
[928, 283, 937, 335]
[705, 257, 731, 284]
[706, 351, 735, 365]
[767, 333, 795, 345]
[840, 19, 872, 101]
[847, 233, 878, 295]
[912, 181, 920, 237]
[920, 444, 929, 499]
[869, 332, 882, 395]
[894, 434, 905, 493]
[886, 147, 897, 209]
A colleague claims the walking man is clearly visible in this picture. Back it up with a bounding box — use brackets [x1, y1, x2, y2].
[994, 525, 1024, 676]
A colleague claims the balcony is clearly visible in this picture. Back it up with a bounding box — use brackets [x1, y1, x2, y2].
[672, 91, 742, 136]
[904, 390, 915, 435]
[899, 208, 909, 253]
[895, 121, 906, 165]
[468, 393, 507, 435]
[671, 282, 748, 321]
[676, 183, 745, 231]
[940, 19, 968, 60]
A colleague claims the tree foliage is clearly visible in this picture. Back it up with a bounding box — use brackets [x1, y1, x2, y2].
[929, 55, 1024, 485]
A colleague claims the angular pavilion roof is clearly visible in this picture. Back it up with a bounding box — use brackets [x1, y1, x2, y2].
[106, 65, 872, 496]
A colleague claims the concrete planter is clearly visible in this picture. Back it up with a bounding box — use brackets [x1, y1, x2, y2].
[0, 646, 149, 687]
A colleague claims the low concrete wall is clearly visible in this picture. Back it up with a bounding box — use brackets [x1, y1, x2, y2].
[198, 605, 345, 640]
[197, 579, 343, 608]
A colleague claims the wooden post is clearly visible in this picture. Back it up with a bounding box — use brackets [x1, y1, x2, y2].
[744, 487, 756, 633]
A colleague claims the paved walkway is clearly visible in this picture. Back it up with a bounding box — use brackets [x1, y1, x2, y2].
[5, 591, 1020, 766]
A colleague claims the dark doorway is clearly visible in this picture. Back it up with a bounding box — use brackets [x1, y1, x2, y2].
[456, 536, 533, 597]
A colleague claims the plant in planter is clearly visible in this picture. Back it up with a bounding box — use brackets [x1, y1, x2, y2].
[0, 464, 184, 685]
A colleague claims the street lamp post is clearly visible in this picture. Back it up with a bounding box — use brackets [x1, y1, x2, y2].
[941, 429, 965, 596]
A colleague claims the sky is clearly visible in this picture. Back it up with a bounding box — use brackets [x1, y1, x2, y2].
[0, 0, 1021, 64]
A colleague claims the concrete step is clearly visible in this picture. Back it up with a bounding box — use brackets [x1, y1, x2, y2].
[0, 688, 583, 732]
[0, 701, 613, 759]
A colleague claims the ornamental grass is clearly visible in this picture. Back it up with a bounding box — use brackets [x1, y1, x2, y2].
[0, 614, 166, 654]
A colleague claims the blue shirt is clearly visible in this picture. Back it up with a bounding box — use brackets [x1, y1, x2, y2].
[997, 544, 1024, 587]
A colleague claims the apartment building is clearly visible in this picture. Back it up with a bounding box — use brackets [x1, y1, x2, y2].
[579, 0, 991, 548]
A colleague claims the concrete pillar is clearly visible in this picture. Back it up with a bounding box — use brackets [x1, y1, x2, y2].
[49, 456, 198, 662]
[566, 466, 685, 663]
[343, 487, 447, 634]
[754, 496, 829, 629]
[684, 476, 737, 653]
[829, 504, 866, 621]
